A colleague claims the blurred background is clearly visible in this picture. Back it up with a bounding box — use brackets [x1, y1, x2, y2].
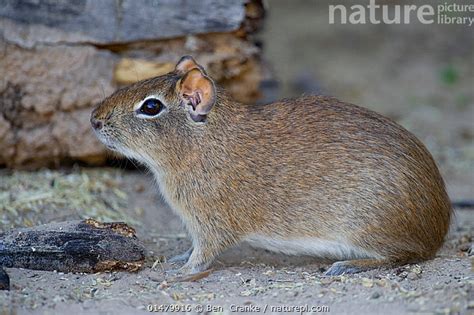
[0, 1, 473, 313]
[259, 0, 474, 202]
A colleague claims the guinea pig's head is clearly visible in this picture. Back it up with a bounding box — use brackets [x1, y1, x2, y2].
[90, 56, 216, 168]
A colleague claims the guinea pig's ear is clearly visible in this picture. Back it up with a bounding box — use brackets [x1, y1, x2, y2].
[177, 68, 216, 122]
[175, 55, 206, 75]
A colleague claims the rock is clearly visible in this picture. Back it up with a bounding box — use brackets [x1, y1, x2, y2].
[112, 33, 264, 104]
[0, 40, 115, 168]
[0, 0, 247, 45]
[370, 291, 381, 299]
[407, 272, 419, 280]
[114, 59, 175, 85]
[0, 0, 266, 169]
[467, 300, 474, 309]
[458, 242, 471, 252]
[361, 278, 374, 288]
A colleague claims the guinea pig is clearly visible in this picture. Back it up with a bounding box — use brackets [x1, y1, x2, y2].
[91, 56, 451, 275]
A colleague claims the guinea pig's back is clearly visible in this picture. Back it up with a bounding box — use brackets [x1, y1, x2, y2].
[237, 95, 451, 260]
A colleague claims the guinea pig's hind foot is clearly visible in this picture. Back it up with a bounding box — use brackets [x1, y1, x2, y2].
[324, 259, 390, 276]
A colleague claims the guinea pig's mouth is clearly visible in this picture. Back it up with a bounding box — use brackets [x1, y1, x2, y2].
[93, 130, 141, 161]
[93, 129, 119, 151]
[101, 139, 119, 151]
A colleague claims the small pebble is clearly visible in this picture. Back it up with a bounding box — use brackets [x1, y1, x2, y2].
[458, 243, 470, 252]
[407, 272, 419, 280]
[148, 273, 162, 282]
[433, 283, 444, 290]
[320, 278, 333, 286]
[371, 291, 381, 299]
[467, 300, 474, 309]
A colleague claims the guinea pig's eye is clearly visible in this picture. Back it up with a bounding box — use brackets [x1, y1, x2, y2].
[139, 98, 164, 116]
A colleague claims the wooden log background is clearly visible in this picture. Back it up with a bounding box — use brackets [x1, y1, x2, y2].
[0, 0, 266, 169]
[0, 219, 146, 273]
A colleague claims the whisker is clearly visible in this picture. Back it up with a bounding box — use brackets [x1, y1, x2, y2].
[99, 82, 106, 99]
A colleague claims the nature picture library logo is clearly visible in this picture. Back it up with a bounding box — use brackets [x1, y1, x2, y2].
[329, 0, 474, 26]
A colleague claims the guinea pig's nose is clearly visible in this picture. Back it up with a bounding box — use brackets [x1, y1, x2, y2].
[90, 116, 103, 130]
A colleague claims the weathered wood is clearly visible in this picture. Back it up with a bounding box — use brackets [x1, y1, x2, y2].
[0, 0, 248, 45]
[0, 219, 146, 273]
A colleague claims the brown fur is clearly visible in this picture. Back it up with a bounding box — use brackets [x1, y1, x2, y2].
[91, 57, 452, 275]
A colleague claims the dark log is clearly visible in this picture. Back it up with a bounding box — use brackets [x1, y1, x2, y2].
[0, 219, 146, 273]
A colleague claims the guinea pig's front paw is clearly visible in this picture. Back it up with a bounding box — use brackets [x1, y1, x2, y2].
[179, 261, 208, 275]
[163, 265, 198, 277]
[168, 247, 193, 264]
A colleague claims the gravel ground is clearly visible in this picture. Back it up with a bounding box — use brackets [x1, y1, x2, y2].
[0, 169, 472, 315]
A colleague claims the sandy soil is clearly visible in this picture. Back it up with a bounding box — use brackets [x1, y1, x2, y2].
[0, 169, 472, 315]
[1, 0, 473, 314]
